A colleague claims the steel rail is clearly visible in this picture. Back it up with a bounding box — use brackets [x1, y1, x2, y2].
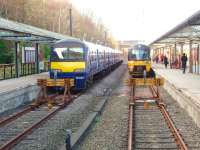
[128, 84, 135, 150]
[0, 107, 32, 127]
[128, 85, 188, 150]
[0, 95, 76, 150]
[0, 94, 58, 127]
[0, 106, 61, 150]
[128, 104, 133, 150]
[149, 86, 157, 96]
[133, 97, 159, 100]
[158, 103, 188, 150]
[150, 85, 159, 98]
[149, 86, 188, 150]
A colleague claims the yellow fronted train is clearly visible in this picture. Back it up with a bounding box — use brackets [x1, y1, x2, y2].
[128, 44, 155, 78]
[49, 39, 123, 90]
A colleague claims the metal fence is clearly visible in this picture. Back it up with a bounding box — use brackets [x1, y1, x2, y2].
[0, 64, 15, 80]
[0, 62, 49, 80]
[21, 63, 36, 76]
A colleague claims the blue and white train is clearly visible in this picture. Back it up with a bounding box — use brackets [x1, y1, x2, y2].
[50, 39, 123, 89]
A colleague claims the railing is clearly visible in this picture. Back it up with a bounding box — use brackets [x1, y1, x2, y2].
[0, 64, 16, 80]
[0, 62, 49, 80]
[43, 61, 49, 72]
[21, 63, 36, 76]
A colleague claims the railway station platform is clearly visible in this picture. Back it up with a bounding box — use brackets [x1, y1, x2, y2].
[153, 63, 200, 127]
[0, 73, 48, 113]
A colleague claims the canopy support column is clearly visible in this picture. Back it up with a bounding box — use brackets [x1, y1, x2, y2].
[189, 41, 193, 73]
[162, 47, 165, 56]
[174, 43, 177, 57]
[169, 46, 172, 69]
[179, 43, 184, 69]
[15, 42, 20, 78]
[159, 48, 161, 62]
[180, 43, 183, 56]
[174, 43, 177, 64]
[35, 43, 39, 74]
[197, 44, 199, 74]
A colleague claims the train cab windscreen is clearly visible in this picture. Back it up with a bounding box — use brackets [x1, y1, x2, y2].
[128, 46, 150, 60]
[51, 44, 84, 61]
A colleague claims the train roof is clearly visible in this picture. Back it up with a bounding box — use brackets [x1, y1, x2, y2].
[54, 39, 86, 47]
[54, 39, 122, 53]
[130, 44, 150, 51]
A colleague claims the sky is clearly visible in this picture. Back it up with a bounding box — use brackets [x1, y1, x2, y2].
[71, 0, 200, 44]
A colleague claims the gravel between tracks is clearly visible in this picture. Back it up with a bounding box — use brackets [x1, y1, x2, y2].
[4, 64, 199, 150]
[10, 64, 127, 150]
[160, 87, 200, 150]
[76, 71, 129, 150]
[76, 81, 200, 150]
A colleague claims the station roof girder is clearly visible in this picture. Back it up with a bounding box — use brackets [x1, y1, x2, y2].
[0, 17, 74, 43]
[150, 10, 200, 48]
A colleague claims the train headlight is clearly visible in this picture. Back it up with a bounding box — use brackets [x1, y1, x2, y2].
[74, 68, 85, 72]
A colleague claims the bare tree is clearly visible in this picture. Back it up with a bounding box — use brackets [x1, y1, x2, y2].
[0, 0, 117, 48]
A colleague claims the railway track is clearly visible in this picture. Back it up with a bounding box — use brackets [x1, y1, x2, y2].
[0, 94, 77, 150]
[133, 100, 179, 149]
[0, 94, 58, 128]
[160, 88, 200, 150]
[128, 84, 188, 150]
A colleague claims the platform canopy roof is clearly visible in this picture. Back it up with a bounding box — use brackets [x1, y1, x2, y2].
[0, 17, 74, 43]
[150, 10, 200, 48]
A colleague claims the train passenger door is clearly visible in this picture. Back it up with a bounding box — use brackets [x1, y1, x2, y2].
[97, 49, 99, 71]
[103, 50, 106, 67]
[85, 47, 90, 73]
